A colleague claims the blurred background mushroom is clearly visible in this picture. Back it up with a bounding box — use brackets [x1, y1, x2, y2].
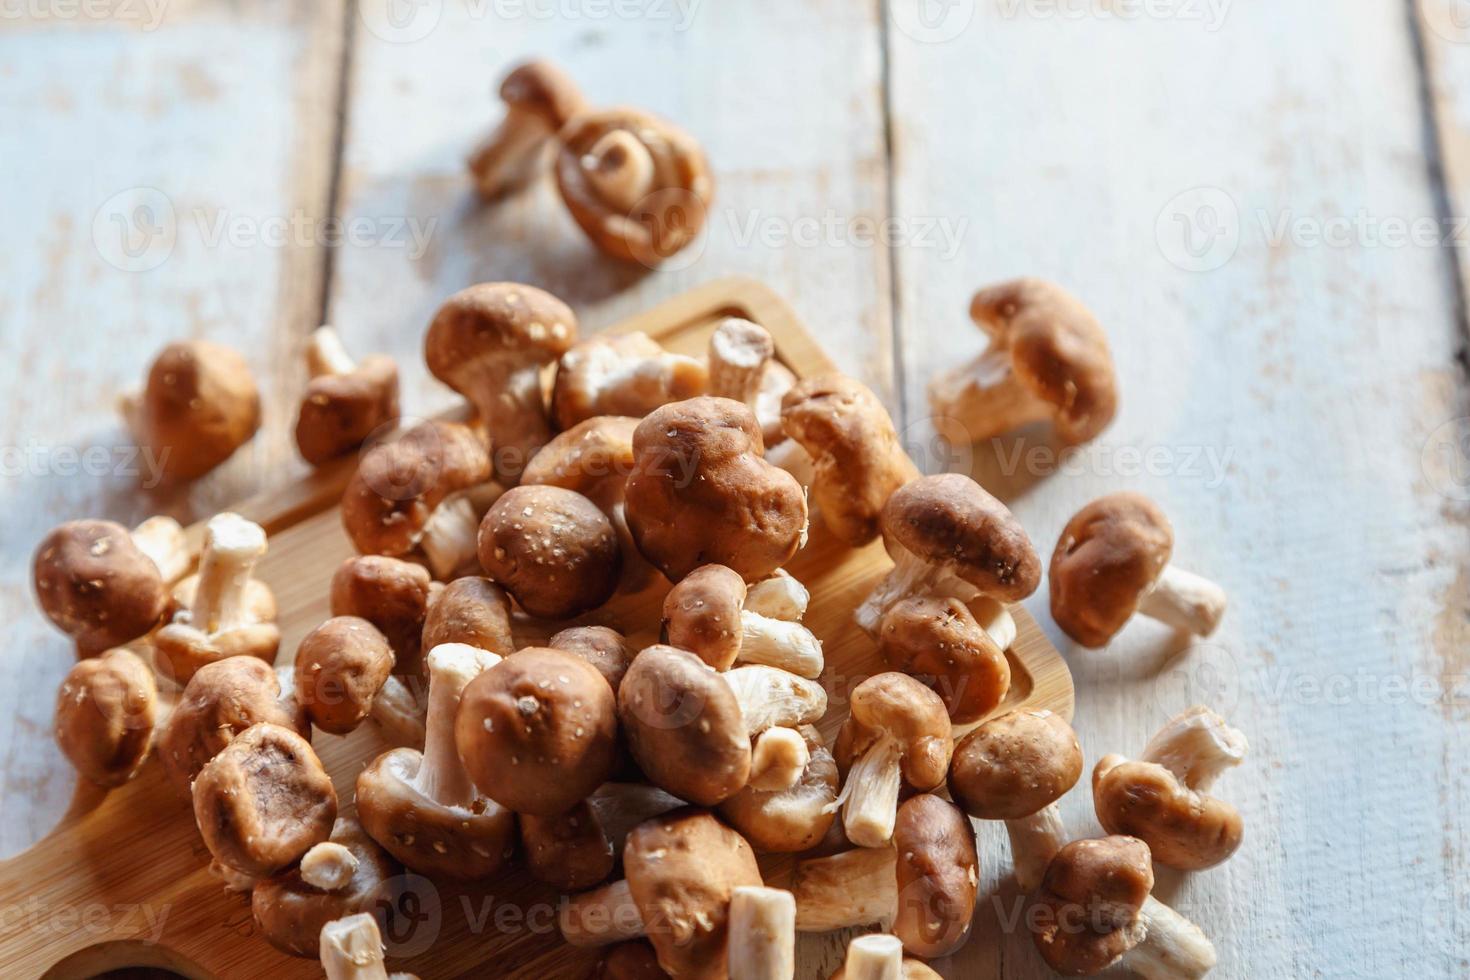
[469, 60, 586, 201]
[551, 334, 706, 429]
[294, 326, 400, 466]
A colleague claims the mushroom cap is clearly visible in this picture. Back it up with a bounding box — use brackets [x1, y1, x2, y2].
[550, 625, 634, 694]
[250, 816, 401, 958]
[1032, 836, 1153, 975]
[32, 519, 167, 652]
[355, 746, 517, 880]
[720, 725, 838, 853]
[294, 616, 394, 735]
[153, 609, 281, 687]
[131, 340, 262, 481]
[159, 657, 307, 794]
[623, 809, 762, 980]
[1093, 757, 1243, 870]
[421, 575, 515, 656]
[836, 673, 953, 793]
[524, 416, 639, 504]
[521, 799, 615, 891]
[499, 59, 585, 129]
[781, 374, 919, 547]
[192, 722, 337, 878]
[882, 474, 1040, 602]
[550, 335, 707, 431]
[1049, 492, 1175, 648]
[341, 420, 491, 558]
[969, 278, 1117, 444]
[330, 555, 435, 676]
[455, 647, 619, 816]
[295, 354, 400, 466]
[877, 596, 1010, 725]
[617, 645, 751, 806]
[892, 794, 979, 959]
[594, 941, 671, 980]
[662, 564, 747, 671]
[478, 485, 621, 619]
[424, 282, 577, 401]
[948, 709, 1081, 821]
[54, 648, 157, 787]
[625, 397, 807, 582]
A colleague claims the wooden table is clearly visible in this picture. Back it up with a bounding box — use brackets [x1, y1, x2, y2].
[4, 2, 1469, 977]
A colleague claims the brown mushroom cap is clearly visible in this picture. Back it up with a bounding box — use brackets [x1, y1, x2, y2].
[720, 725, 837, 853]
[781, 374, 919, 547]
[524, 416, 639, 502]
[618, 645, 751, 806]
[836, 673, 953, 794]
[625, 397, 807, 582]
[455, 648, 619, 816]
[969, 278, 1117, 445]
[294, 616, 394, 735]
[892, 794, 979, 959]
[594, 941, 671, 980]
[54, 648, 158, 787]
[500, 59, 585, 130]
[623, 809, 762, 979]
[478, 485, 621, 619]
[341, 420, 491, 559]
[662, 564, 747, 671]
[1032, 836, 1153, 976]
[330, 555, 435, 676]
[877, 596, 1010, 725]
[126, 340, 262, 482]
[1049, 492, 1174, 648]
[421, 575, 515, 656]
[295, 354, 400, 466]
[159, 657, 307, 794]
[551, 336, 707, 431]
[882, 474, 1040, 602]
[250, 816, 401, 958]
[1093, 757, 1243, 870]
[550, 626, 634, 693]
[32, 520, 167, 653]
[948, 709, 1081, 820]
[192, 723, 337, 878]
[521, 799, 615, 891]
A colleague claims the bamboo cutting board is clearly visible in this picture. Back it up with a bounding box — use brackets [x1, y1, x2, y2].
[0, 278, 1074, 980]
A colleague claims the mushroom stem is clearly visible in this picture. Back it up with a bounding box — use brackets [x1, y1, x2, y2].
[418, 495, 481, 581]
[410, 644, 500, 807]
[131, 515, 189, 585]
[1116, 895, 1218, 980]
[749, 727, 811, 792]
[709, 318, 776, 408]
[582, 129, 656, 214]
[744, 570, 810, 622]
[307, 325, 357, 377]
[855, 550, 952, 635]
[728, 886, 795, 980]
[300, 841, 359, 891]
[1005, 803, 1069, 892]
[1137, 565, 1228, 637]
[470, 105, 559, 201]
[971, 595, 1017, 651]
[190, 513, 267, 633]
[369, 674, 427, 748]
[927, 345, 1052, 442]
[724, 666, 828, 736]
[792, 845, 897, 932]
[1141, 705, 1248, 792]
[841, 934, 905, 980]
[468, 364, 553, 482]
[560, 878, 646, 947]
[737, 611, 824, 678]
[320, 913, 390, 980]
[840, 735, 904, 848]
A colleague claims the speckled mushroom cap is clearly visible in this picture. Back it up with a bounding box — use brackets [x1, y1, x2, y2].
[948, 709, 1081, 821]
[781, 374, 919, 547]
[421, 576, 514, 656]
[454, 647, 619, 816]
[662, 564, 747, 671]
[295, 353, 400, 466]
[500, 59, 585, 128]
[192, 722, 338, 878]
[341, 419, 491, 558]
[524, 416, 639, 501]
[1093, 757, 1244, 871]
[719, 725, 838, 853]
[550, 625, 634, 694]
[1031, 836, 1153, 976]
[1049, 492, 1174, 648]
[622, 809, 762, 980]
[551, 336, 707, 431]
[32, 519, 168, 653]
[617, 645, 751, 806]
[835, 673, 953, 793]
[477, 485, 621, 619]
[126, 340, 262, 482]
[294, 616, 394, 735]
[968, 278, 1117, 445]
[882, 473, 1041, 602]
[877, 596, 1011, 725]
[329, 555, 435, 676]
[54, 648, 158, 787]
[625, 397, 807, 583]
[892, 794, 979, 959]
[595, 941, 671, 980]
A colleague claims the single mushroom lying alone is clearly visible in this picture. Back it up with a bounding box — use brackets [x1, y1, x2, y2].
[551, 334, 708, 431]
[1093, 705, 1248, 871]
[295, 326, 400, 466]
[469, 60, 586, 201]
[120, 339, 262, 482]
[478, 485, 621, 619]
[720, 725, 838, 853]
[1031, 836, 1216, 979]
[827, 934, 943, 980]
[728, 886, 795, 980]
[54, 648, 158, 787]
[948, 709, 1082, 891]
[1050, 493, 1227, 647]
[928, 278, 1117, 446]
[794, 794, 978, 959]
[663, 564, 824, 678]
[521, 798, 615, 892]
[330, 555, 436, 678]
[294, 617, 395, 735]
[877, 595, 1011, 725]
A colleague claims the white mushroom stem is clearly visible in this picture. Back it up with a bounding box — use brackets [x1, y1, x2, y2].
[728, 886, 796, 980]
[582, 129, 656, 213]
[130, 515, 189, 585]
[300, 841, 359, 891]
[744, 570, 810, 622]
[1141, 705, 1248, 792]
[320, 913, 389, 980]
[765, 439, 816, 489]
[855, 550, 952, 635]
[749, 727, 811, 793]
[560, 878, 646, 946]
[189, 513, 267, 633]
[370, 675, 427, 748]
[418, 495, 481, 581]
[470, 104, 560, 200]
[306, 325, 357, 377]
[839, 735, 903, 848]
[736, 611, 824, 678]
[410, 644, 501, 806]
[709, 318, 776, 408]
[1005, 803, 1068, 892]
[1137, 565, 1228, 638]
[792, 845, 897, 932]
[927, 344, 1052, 441]
[724, 666, 828, 735]
[1116, 895, 1218, 980]
[841, 934, 905, 980]
[971, 595, 1017, 651]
